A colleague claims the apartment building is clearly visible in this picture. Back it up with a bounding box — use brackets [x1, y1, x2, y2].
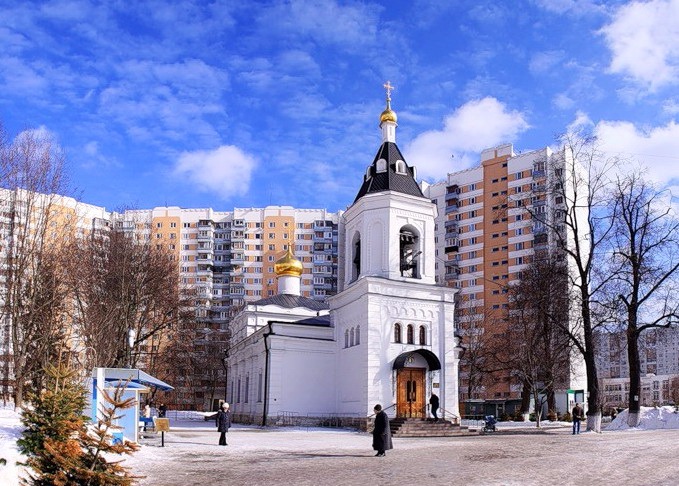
[598, 327, 679, 379]
[422, 143, 585, 413]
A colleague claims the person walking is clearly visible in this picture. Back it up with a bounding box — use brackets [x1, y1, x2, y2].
[216, 402, 232, 446]
[572, 403, 584, 434]
[371, 404, 393, 457]
[429, 393, 440, 422]
[158, 403, 167, 418]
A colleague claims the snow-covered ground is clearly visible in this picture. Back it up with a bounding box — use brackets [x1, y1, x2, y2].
[1, 406, 678, 485]
[0, 408, 24, 486]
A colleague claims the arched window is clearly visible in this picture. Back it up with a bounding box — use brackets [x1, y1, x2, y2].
[350, 327, 355, 347]
[376, 158, 387, 172]
[352, 232, 361, 281]
[356, 325, 360, 345]
[395, 160, 406, 174]
[407, 324, 414, 344]
[394, 323, 402, 343]
[399, 225, 421, 279]
[419, 325, 426, 345]
[344, 329, 349, 348]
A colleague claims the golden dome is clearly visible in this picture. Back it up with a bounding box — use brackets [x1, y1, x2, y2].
[380, 106, 398, 124]
[274, 247, 303, 277]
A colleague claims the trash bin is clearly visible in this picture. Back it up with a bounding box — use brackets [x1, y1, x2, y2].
[111, 432, 124, 445]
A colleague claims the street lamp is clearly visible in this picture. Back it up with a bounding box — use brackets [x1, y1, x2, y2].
[222, 349, 229, 402]
[127, 328, 136, 368]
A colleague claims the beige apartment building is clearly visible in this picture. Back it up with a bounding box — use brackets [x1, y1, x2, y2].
[422, 143, 585, 416]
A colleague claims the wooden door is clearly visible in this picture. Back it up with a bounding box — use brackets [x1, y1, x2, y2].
[396, 368, 425, 418]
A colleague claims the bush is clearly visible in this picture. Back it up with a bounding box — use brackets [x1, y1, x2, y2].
[499, 412, 511, 422]
[513, 410, 525, 422]
[19, 363, 140, 485]
[562, 411, 572, 422]
[546, 410, 558, 422]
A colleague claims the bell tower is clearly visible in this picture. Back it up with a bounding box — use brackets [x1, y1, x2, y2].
[339, 82, 437, 289]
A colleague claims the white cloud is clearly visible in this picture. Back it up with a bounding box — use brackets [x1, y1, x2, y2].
[601, 0, 679, 91]
[595, 120, 679, 186]
[405, 97, 530, 180]
[567, 110, 594, 133]
[173, 146, 258, 200]
[529, 50, 566, 74]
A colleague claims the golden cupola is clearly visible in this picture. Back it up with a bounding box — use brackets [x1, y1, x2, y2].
[380, 99, 398, 124]
[274, 247, 304, 277]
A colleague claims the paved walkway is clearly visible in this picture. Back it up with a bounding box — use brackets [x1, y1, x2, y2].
[125, 423, 679, 486]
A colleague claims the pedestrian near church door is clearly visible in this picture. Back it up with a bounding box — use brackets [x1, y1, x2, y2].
[397, 368, 425, 418]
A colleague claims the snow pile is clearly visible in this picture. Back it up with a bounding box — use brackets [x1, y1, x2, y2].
[606, 406, 679, 430]
[0, 407, 25, 486]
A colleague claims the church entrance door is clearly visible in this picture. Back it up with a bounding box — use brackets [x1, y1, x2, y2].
[396, 368, 425, 418]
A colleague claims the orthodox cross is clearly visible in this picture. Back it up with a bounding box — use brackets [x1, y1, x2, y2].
[383, 80, 395, 99]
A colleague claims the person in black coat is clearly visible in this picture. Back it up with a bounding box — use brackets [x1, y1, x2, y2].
[429, 393, 440, 421]
[371, 404, 393, 457]
[216, 402, 231, 446]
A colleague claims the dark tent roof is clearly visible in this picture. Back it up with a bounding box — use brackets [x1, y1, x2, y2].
[354, 141, 425, 202]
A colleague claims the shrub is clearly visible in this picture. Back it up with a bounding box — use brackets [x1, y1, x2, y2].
[546, 410, 558, 422]
[513, 410, 525, 422]
[19, 363, 140, 485]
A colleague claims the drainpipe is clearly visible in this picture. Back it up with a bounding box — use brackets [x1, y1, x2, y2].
[262, 322, 275, 426]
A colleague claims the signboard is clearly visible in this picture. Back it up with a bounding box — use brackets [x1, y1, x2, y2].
[155, 418, 170, 432]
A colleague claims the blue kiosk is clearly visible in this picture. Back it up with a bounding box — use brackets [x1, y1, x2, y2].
[89, 367, 174, 443]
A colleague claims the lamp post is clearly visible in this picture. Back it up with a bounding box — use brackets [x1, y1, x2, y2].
[222, 349, 229, 402]
[127, 328, 136, 368]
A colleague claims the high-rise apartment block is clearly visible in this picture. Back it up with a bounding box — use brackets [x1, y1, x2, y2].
[121, 206, 341, 327]
[422, 143, 583, 408]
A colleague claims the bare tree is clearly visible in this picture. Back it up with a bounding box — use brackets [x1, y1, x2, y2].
[0, 126, 73, 407]
[608, 171, 679, 426]
[504, 253, 572, 426]
[65, 217, 182, 370]
[529, 132, 619, 432]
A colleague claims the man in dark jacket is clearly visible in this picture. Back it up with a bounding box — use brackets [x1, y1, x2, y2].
[372, 404, 393, 457]
[429, 393, 440, 421]
[572, 403, 584, 435]
[216, 402, 231, 445]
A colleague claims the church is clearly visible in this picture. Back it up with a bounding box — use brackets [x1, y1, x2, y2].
[226, 85, 461, 425]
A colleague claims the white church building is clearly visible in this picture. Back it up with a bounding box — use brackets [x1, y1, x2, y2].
[226, 86, 461, 426]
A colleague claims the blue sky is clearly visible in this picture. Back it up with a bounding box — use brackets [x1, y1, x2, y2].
[2, 0, 679, 213]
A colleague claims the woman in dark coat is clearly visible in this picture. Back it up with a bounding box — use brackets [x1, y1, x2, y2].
[371, 404, 393, 457]
[216, 402, 231, 446]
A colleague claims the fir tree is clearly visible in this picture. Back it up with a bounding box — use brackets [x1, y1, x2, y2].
[18, 362, 141, 485]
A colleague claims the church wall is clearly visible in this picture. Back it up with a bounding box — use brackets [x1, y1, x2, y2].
[333, 292, 370, 417]
[331, 276, 458, 419]
[266, 336, 336, 419]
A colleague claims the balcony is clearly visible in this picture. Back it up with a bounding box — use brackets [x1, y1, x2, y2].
[197, 220, 214, 229]
[445, 191, 459, 202]
[445, 204, 458, 214]
[196, 256, 214, 265]
[230, 254, 245, 265]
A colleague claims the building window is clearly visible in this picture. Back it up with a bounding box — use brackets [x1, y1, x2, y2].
[245, 374, 249, 403]
[258, 373, 263, 402]
[394, 323, 402, 343]
[355, 325, 360, 345]
[345, 330, 349, 348]
[350, 328, 355, 347]
[419, 326, 426, 345]
[407, 324, 414, 344]
[395, 160, 406, 173]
